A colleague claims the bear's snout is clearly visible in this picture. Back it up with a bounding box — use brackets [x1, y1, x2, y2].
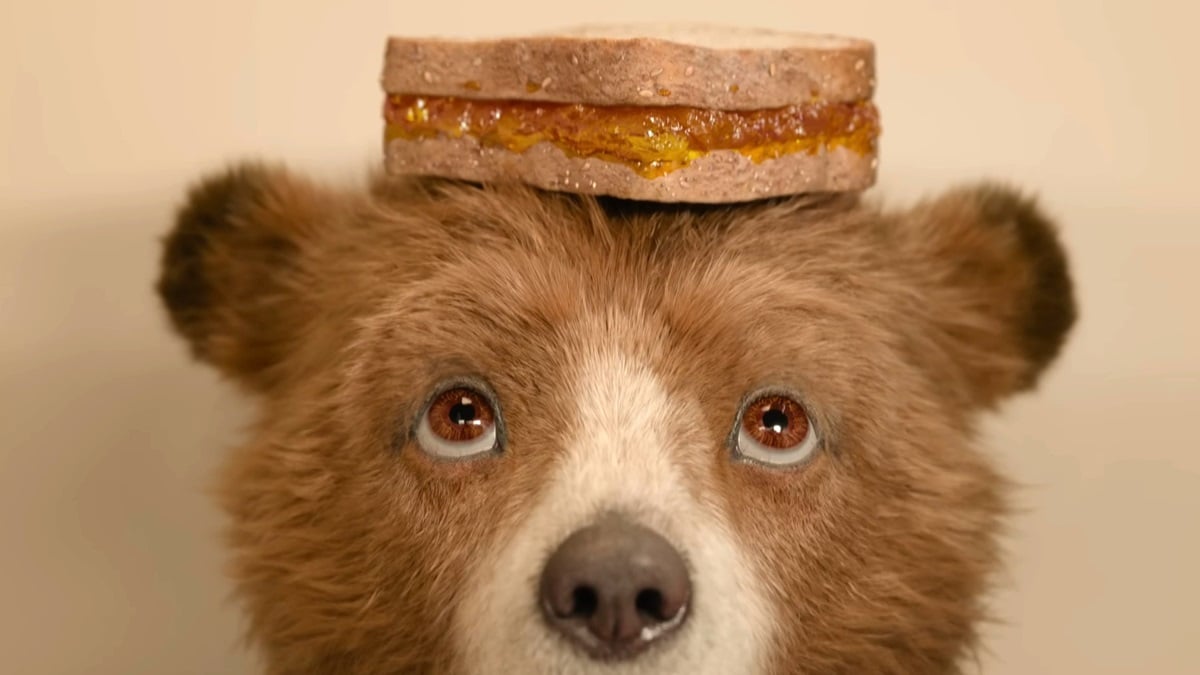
[539, 517, 691, 660]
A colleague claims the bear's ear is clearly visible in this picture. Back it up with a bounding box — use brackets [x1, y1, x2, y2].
[892, 184, 1077, 409]
[157, 163, 347, 393]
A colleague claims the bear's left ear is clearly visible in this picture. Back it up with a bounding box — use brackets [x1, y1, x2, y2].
[157, 163, 351, 394]
[891, 184, 1077, 409]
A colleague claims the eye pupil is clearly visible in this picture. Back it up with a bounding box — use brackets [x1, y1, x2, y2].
[762, 408, 789, 433]
[449, 399, 478, 426]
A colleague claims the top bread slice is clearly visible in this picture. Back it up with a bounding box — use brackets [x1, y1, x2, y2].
[381, 25, 879, 203]
[382, 25, 875, 109]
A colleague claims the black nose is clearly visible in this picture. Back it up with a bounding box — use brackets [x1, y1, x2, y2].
[539, 518, 691, 660]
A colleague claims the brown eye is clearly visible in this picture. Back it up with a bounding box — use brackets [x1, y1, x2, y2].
[417, 387, 499, 458]
[735, 393, 819, 466]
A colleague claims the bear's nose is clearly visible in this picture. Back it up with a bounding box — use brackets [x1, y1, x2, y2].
[539, 518, 691, 660]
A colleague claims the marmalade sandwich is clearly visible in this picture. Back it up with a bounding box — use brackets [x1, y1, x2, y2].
[382, 25, 880, 203]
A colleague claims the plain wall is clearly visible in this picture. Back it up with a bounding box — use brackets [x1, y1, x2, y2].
[2, 1, 1197, 673]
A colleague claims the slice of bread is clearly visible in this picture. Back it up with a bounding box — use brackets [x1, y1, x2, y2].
[381, 25, 879, 203]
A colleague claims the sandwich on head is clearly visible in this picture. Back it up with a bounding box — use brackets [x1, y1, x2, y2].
[382, 25, 880, 203]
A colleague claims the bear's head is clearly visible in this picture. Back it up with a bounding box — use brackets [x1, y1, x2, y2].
[158, 164, 1074, 674]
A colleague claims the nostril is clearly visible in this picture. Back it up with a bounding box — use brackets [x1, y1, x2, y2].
[635, 588, 665, 620]
[570, 585, 599, 618]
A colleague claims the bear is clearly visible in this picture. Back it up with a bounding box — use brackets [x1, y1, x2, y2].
[157, 163, 1075, 674]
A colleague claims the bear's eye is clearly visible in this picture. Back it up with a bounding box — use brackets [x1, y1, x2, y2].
[416, 387, 499, 459]
[734, 393, 819, 466]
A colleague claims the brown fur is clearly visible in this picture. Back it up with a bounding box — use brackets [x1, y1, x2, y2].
[158, 165, 1075, 674]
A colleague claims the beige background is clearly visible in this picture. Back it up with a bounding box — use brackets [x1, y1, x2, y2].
[2, 1, 1197, 673]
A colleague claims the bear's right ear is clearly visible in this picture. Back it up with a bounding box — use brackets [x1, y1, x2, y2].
[889, 184, 1077, 410]
[157, 163, 346, 393]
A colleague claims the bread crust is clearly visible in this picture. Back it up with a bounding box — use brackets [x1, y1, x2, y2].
[382, 30, 874, 110]
[385, 135, 875, 203]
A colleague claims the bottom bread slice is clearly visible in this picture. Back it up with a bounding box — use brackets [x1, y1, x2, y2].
[385, 135, 876, 203]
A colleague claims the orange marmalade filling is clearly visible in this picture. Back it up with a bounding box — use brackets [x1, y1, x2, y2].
[384, 94, 879, 179]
